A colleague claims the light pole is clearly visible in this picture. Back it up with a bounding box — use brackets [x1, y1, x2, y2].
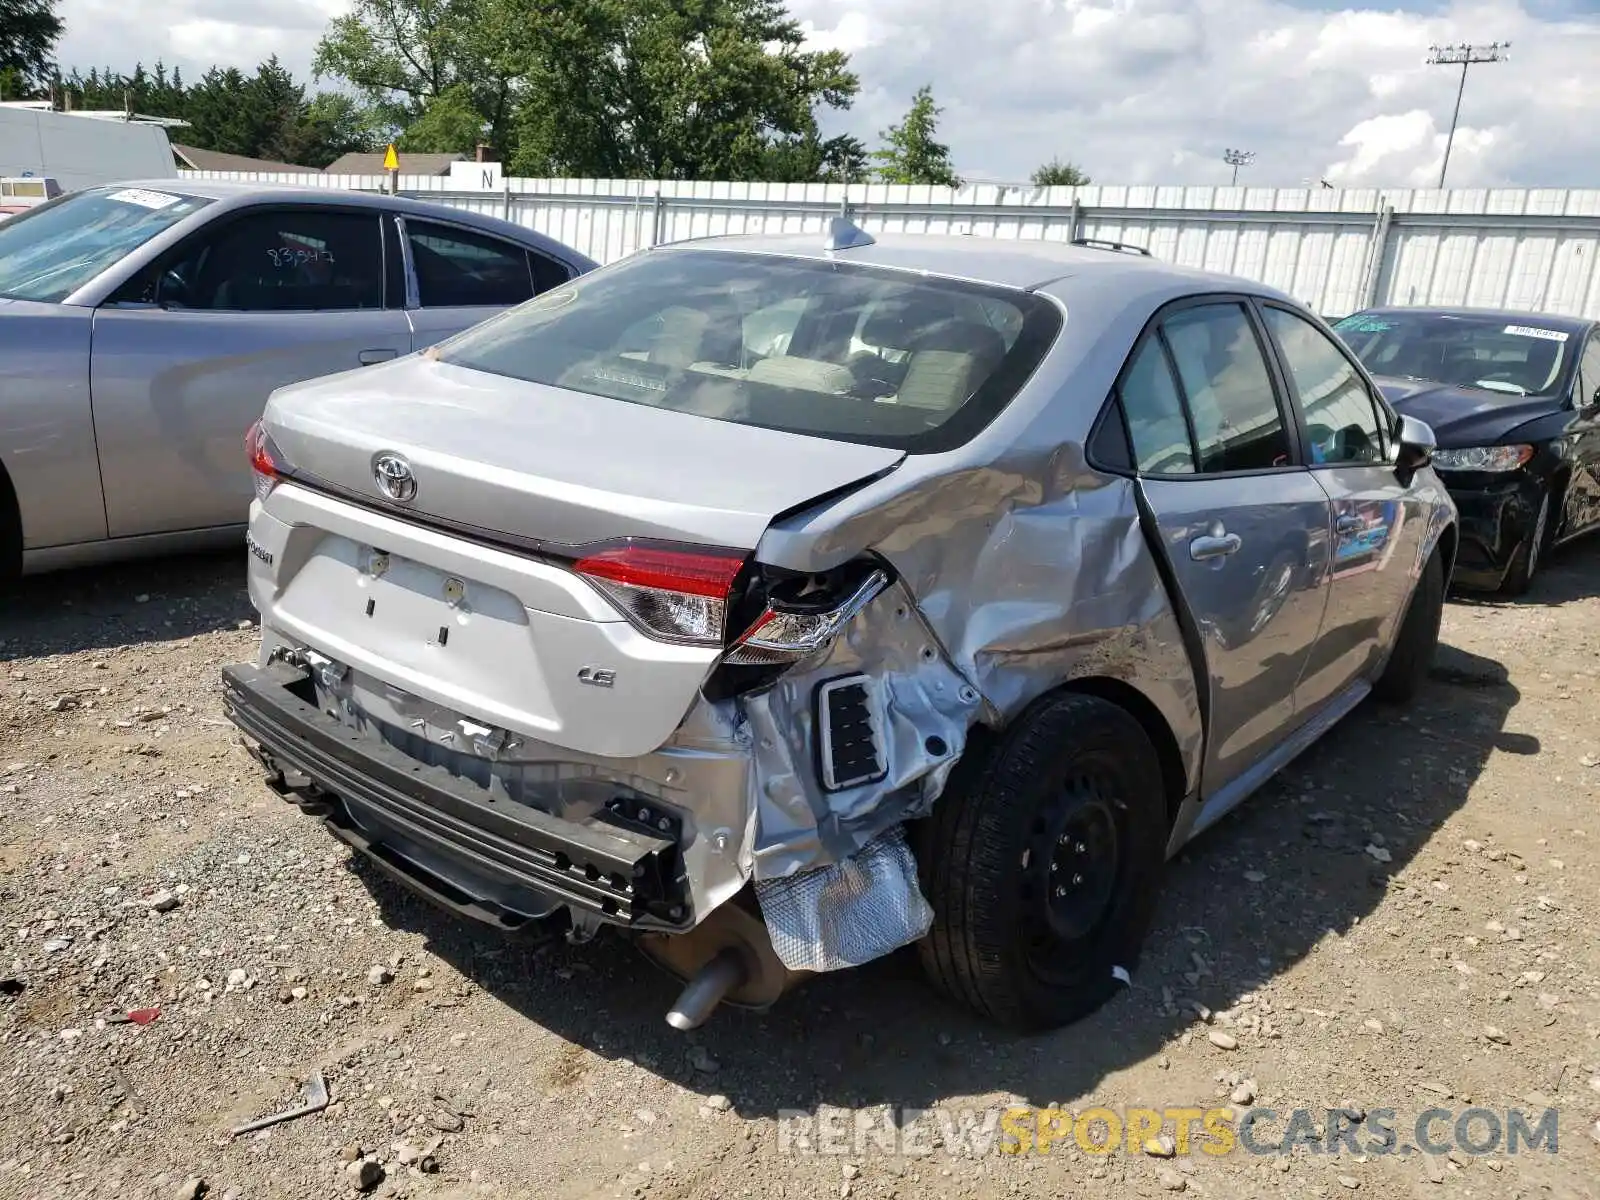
[1426, 42, 1508, 188]
[1223, 148, 1255, 186]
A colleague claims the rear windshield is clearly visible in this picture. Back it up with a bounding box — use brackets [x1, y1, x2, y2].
[1333, 311, 1574, 397]
[0, 185, 212, 303]
[437, 248, 1062, 452]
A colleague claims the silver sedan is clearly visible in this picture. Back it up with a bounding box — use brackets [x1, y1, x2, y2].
[224, 221, 1460, 1030]
[0, 180, 596, 578]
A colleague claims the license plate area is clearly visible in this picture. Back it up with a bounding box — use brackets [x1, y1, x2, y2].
[352, 546, 528, 650]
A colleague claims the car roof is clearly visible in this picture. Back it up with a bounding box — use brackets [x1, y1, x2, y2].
[1356, 305, 1596, 336]
[98, 178, 597, 267]
[654, 230, 1289, 299]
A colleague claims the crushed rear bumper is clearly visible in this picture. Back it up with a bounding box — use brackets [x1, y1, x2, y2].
[221, 662, 693, 933]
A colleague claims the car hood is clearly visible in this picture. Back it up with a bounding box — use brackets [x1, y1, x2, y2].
[1373, 375, 1561, 447]
[263, 355, 907, 551]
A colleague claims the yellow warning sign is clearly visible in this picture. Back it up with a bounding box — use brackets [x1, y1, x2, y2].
[382, 144, 399, 171]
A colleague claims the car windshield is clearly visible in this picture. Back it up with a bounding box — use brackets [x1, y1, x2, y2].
[436, 248, 1061, 452]
[0, 185, 212, 303]
[1333, 311, 1572, 397]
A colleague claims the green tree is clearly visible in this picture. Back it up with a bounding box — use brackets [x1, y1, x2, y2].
[297, 93, 383, 166]
[248, 57, 313, 162]
[313, 0, 517, 157]
[398, 82, 485, 154]
[0, 0, 62, 88]
[1032, 158, 1090, 187]
[508, 0, 858, 180]
[182, 67, 264, 156]
[55, 55, 374, 168]
[872, 85, 959, 187]
[762, 131, 868, 183]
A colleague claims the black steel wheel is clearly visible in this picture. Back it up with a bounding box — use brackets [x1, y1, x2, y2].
[916, 692, 1169, 1030]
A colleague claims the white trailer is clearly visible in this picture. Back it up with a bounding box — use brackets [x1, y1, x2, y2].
[0, 104, 178, 192]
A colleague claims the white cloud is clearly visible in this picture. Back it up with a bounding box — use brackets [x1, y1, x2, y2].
[50, 0, 1600, 187]
[792, 0, 1600, 186]
[56, 0, 346, 79]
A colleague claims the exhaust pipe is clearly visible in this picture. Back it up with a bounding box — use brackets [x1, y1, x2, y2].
[665, 948, 748, 1031]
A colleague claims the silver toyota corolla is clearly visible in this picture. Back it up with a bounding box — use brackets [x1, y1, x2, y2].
[0, 180, 595, 578]
[223, 221, 1457, 1032]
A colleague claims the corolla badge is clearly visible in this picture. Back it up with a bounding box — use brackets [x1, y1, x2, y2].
[373, 453, 417, 503]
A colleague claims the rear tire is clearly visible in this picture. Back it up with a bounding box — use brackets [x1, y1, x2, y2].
[1374, 548, 1444, 704]
[915, 692, 1169, 1031]
[1499, 487, 1551, 597]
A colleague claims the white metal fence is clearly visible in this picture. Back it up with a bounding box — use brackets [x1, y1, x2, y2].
[179, 172, 1600, 321]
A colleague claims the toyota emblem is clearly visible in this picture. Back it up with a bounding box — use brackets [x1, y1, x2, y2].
[373, 453, 417, 503]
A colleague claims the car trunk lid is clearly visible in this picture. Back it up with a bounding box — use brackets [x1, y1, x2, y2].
[251, 356, 905, 758]
[263, 356, 906, 551]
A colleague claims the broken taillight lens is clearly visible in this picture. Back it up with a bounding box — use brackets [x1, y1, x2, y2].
[245, 419, 284, 502]
[724, 568, 890, 665]
[573, 540, 748, 646]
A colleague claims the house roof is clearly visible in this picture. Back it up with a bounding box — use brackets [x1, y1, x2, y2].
[323, 151, 466, 176]
[171, 144, 319, 175]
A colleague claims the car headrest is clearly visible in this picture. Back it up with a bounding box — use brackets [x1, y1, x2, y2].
[860, 293, 960, 350]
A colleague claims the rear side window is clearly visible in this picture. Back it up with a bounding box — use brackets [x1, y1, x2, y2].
[158, 209, 383, 312]
[408, 220, 534, 307]
[1121, 339, 1196, 474]
[437, 249, 1062, 452]
[1162, 304, 1291, 472]
[530, 252, 573, 294]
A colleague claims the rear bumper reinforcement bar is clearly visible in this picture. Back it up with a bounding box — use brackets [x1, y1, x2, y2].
[221, 662, 690, 931]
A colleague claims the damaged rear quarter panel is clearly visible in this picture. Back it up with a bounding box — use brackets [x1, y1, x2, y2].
[751, 458, 1201, 834]
[751, 276, 1213, 831]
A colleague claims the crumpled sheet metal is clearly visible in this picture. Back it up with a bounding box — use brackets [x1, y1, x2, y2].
[760, 449, 1204, 796]
[753, 823, 933, 972]
[739, 576, 981, 882]
[291, 644, 761, 924]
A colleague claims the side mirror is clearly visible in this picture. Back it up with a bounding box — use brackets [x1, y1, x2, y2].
[1394, 413, 1436, 478]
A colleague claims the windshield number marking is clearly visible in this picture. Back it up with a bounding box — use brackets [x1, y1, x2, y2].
[1503, 325, 1568, 342]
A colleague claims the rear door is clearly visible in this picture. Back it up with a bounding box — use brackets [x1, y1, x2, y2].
[90, 204, 410, 537]
[399, 216, 575, 352]
[1120, 298, 1334, 797]
[1257, 303, 1425, 712]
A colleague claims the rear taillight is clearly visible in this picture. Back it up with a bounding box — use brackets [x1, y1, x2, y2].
[724, 568, 890, 665]
[573, 540, 748, 646]
[245, 419, 284, 502]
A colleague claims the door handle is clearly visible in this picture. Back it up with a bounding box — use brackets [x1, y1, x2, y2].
[358, 348, 399, 365]
[1189, 532, 1242, 562]
[1335, 514, 1364, 534]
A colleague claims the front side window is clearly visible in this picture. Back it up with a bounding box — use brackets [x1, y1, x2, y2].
[0, 185, 212, 303]
[153, 209, 383, 312]
[1577, 336, 1600, 410]
[1161, 303, 1292, 473]
[408, 220, 535, 307]
[1335, 310, 1572, 397]
[1265, 307, 1387, 466]
[436, 249, 1062, 452]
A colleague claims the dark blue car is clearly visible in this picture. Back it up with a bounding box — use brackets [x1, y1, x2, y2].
[1334, 307, 1600, 594]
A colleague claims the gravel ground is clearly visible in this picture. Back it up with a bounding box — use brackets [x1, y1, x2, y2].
[1, 547, 1598, 1200]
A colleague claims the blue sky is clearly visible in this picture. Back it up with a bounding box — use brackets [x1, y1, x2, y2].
[53, 0, 1600, 187]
